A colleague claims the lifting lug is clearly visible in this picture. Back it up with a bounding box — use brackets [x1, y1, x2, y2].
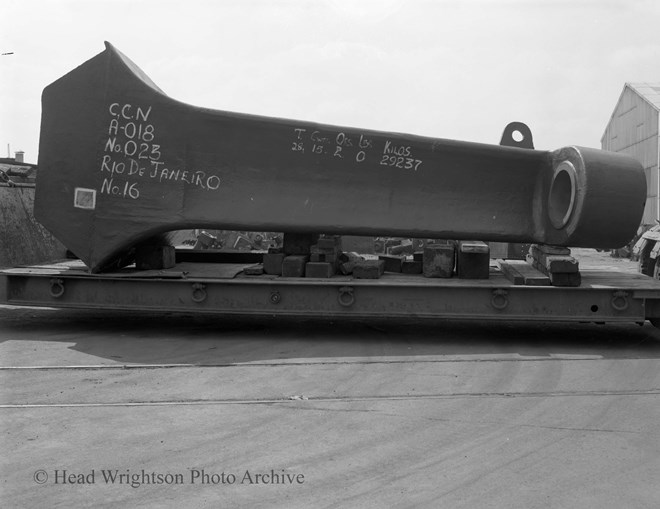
[191, 283, 207, 303]
[611, 291, 629, 312]
[491, 289, 509, 310]
[49, 278, 65, 298]
[338, 286, 355, 307]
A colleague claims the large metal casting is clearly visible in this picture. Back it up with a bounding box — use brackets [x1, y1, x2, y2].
[35, 42, 646, 272]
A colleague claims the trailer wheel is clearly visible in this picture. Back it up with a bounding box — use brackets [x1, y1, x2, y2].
[638, 238, 656, 277]
[653, 258, 660, 280]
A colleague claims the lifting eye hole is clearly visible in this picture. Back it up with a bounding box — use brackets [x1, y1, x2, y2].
[499, 122, 534, 149]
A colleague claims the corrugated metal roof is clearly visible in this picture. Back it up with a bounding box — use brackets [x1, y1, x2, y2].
[601, 82, 660, 143]
[628, 82, 660, 111]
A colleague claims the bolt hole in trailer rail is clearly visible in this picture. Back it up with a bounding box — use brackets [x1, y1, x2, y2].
[3, 42, 660, 327]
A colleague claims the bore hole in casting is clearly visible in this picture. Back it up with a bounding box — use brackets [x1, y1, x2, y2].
[548, 162, 577, 229]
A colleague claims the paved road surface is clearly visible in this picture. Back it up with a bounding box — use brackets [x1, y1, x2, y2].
[1, 302, 659, 508]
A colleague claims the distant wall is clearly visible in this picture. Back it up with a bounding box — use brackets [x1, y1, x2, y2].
[0, 185, 66, 268]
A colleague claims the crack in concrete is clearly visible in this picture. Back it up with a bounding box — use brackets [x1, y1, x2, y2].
[3, 388, 659, 408]
[0, 356, 646, 370]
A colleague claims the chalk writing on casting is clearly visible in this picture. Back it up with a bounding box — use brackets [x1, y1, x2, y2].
[98, 102, 222, 200]
[289, 127, 423, 170]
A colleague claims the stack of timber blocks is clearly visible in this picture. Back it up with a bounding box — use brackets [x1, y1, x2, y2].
[261, 233, 345, 278]
[386, 239, 414, 256]
[256, 235, 492, 281]
[527, 244, 581, 287]
[338, 251, 366, 276]
[135, 244, 176, 270]
[421, 240, 491, 279]
[352, 258, 385, 279]
[456, 241, 490, 279]
[378, 254, 406, 274]
[402, 252, 424, 274]
[307, 235, 342, 278]
[260, 233, 314, 277]
[423, 241, 456, 278]
[262, 247, 285, 276]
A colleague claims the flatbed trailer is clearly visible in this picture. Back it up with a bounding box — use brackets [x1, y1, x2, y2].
[3, 251, 660, 326]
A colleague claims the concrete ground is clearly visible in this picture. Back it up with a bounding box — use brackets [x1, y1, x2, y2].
[1, 249, 659, 508]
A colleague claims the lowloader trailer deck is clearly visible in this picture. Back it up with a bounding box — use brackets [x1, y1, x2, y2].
[3, 252, 660, 326]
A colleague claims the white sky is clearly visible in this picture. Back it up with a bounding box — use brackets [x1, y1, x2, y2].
[1, 0, 658, 163]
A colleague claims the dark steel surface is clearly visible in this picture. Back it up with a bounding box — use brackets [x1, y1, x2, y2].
[35, 43, 646, 272]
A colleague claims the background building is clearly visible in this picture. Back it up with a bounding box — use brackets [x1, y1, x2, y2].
[601, 83, 660, 227]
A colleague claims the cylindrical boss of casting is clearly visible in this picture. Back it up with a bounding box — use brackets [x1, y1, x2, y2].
[540, 146, 646, 248]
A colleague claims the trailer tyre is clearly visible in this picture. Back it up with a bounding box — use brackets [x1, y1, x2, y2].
[638, 238, 656, 277]
[653, 258, 660, 280]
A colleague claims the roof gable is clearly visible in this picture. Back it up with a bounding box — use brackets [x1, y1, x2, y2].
[627, 82, 660, 112]
[601, 82, 660, 143]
